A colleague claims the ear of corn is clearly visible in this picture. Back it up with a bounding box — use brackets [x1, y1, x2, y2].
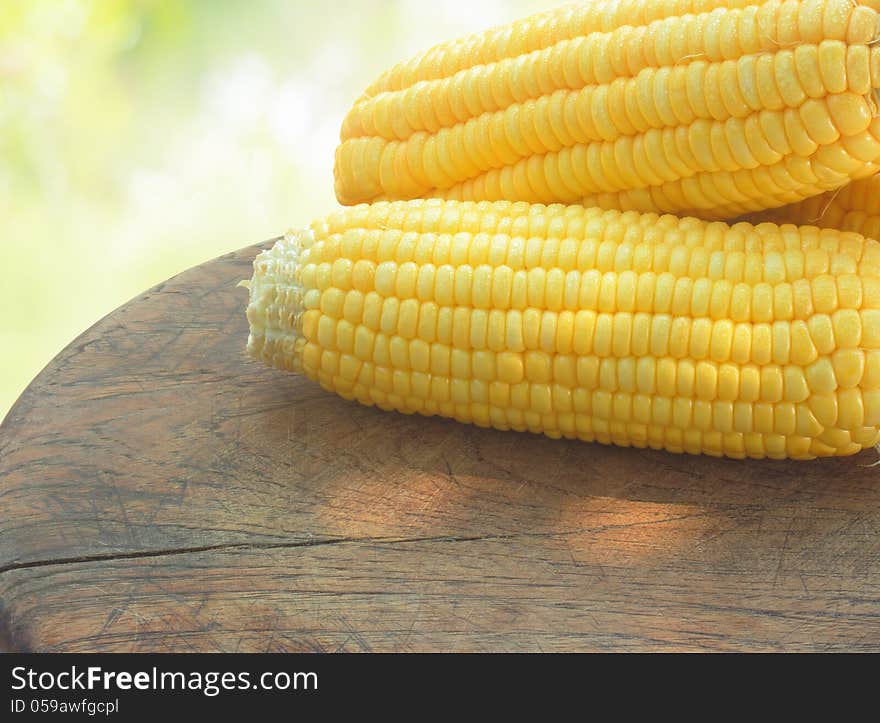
[334, 0, 880, 220]
[245, 199, 880, 460]
[741, 173, 880, 239]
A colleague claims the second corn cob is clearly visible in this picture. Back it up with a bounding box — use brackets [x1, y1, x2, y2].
[245, 199, 880, 460]
[334, 0, 880, 220]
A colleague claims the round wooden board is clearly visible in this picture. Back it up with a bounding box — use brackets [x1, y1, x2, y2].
[2, 242, 880, 652]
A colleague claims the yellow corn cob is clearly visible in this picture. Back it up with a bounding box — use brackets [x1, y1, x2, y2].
[742, 173, 880, 238]
[334, 0, 880, 220]
[245, 199, 880, 460]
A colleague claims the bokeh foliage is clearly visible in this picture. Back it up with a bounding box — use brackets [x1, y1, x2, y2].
[1, 0, 548, 419]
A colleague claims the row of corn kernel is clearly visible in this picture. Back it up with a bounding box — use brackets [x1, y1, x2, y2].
[303, 259, 872, 314]
[366, 0, 762, 95]
[306, 227, 875, 275]
[311, 369, 877, 456]
[579, 163, 880, 220]
[307, 298, 877, 359]
[315, 199, 877, 244]
[306, 291, 878, 356]
[307, 228, 873, 276]
[302, 328, 873, 401]
[309, 358, 879, 440]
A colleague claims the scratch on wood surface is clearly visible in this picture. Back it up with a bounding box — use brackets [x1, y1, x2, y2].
[443, 457, 460, 487]
[772, 515, 797, 587]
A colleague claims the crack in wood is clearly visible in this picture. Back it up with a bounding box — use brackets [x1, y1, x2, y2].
[0, 512, 705, 577]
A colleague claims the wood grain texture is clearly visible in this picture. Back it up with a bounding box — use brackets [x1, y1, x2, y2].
[2, 242, 880, 652]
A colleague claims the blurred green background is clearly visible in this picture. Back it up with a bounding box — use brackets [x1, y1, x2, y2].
[1, 0, 551, 421]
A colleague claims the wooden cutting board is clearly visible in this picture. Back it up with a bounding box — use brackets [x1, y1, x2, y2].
[3, 242, 880, 652]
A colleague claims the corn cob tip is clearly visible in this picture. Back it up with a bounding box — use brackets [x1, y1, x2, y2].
[244, 230, 310, 373]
